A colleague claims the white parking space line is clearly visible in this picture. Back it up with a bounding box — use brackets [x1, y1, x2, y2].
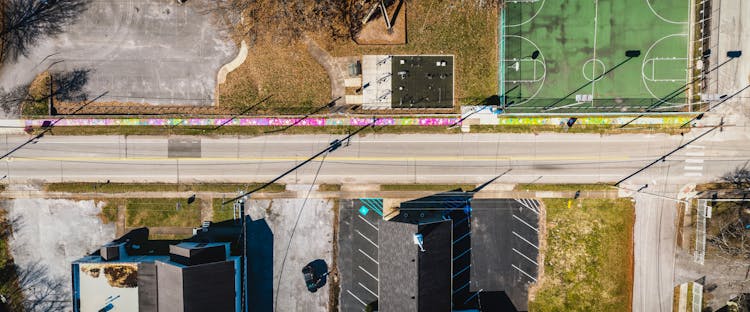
[359, 282, 378, 298]
[358, 215, 378, 230]
[512, 248, 538, 266]
[347, 290, 367, 306]
[359, 249, 379, 264]
[512, 231, 539, 250]
[512, 264, 537, 282]
[359, 265, 379, 282]
[684, 166, 703, 171]
[513, 214, 538, 233]
[686, 159, 704, 163]
[356, 230, 378, 248]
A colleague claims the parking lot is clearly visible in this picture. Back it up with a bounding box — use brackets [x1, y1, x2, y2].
[0, 0, 235, 109]
[469, 198, 540, 311]
[338, 198, 384, 311]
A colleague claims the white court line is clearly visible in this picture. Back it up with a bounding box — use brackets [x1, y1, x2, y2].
[686, 159, 704, 164]
[685, 152, 705, 157]
[358, 215, 378, 230]
[347, 290, 367, 306]
[512, 264, 538, 282]
[513, 214, 539, 233]
[513, 248, 539, 266]
[591, 0, 600, 99]
[685, 172, 703, 177]
[359, 249, 379, 265]
[512, 231, 539, 250]
[359, 265, 379, 282]
[358, 282, 378, 298]
[356, 230, 378, 248]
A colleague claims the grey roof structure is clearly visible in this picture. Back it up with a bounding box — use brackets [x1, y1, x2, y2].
[379, 218, 453, 312]
[379, 220, 419, 312]
[72, 229, 242, 312]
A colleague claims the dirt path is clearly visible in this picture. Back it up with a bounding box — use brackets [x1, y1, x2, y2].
[116, 203, 126, 237]
[304, 37, 359, 102]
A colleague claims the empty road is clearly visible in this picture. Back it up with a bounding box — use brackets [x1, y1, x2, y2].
[0, 131, 742, 186]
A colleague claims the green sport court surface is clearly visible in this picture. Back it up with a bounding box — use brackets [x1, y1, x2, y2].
[500, 0, 690, 113]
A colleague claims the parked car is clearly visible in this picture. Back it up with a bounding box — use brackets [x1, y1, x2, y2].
[302, 264, 319, 292]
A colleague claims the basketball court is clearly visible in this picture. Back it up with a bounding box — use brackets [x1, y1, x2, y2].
[500, 0, 690, 113]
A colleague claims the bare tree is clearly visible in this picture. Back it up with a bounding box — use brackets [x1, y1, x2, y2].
[14, 261, 69, 312]
[0, 84, 28, 117]
[721, 164, 750, 190]
[0, 0, 91, 62]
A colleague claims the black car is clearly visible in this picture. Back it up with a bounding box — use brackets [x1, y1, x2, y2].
[302, 264, 319, 292]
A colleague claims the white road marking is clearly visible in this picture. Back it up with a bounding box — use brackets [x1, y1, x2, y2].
[358, 215, 378, 230]
[347, 290, 367, 306]
[359, 265, 379, 282]
[356, 230, 378, 248]
[359, 249, 378, 264]
[687, 145, 705, 149]
[685, 152, 705, 157]
[512, 214, 538, 233]
[685, 159, 704, 163]
[512, 231, 538, 250]
[685, 172, 703, 177]
[512, 264, 537, 282]
[684, 166, 703, 171]
[358, 282, 378, 298]
[513, 248, 538, 266]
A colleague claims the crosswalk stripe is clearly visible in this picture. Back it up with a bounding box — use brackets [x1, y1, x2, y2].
[686, 152, 705, 157]
[686, 159, 704, 164]
[685, 172, 703, 177]
[684, 166, 703, 171]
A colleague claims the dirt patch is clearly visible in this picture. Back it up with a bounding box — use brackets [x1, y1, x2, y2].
[355, 1, 407, 45]
[328, 200, 341, 312]
[103, 264, 138, 288]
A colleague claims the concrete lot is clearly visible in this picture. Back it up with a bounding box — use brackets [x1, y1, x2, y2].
[4, 193, 116, 310]
[246, 198, 333, 312]
[0, 0, 236, 111]
[709, 0, 750, 120]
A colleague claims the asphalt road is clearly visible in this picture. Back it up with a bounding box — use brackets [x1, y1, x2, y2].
[3, 129, 748, 312]
[1, 131, 743, 187]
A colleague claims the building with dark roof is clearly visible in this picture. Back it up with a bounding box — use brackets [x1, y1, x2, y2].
[361, 55, 455, 110]
[379, 219, 453, 312]
[71, 226, 243, 312]
[362, 190, 538, 312]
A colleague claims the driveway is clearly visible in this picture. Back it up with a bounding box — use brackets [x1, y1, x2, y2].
[0, 0, 236, 112]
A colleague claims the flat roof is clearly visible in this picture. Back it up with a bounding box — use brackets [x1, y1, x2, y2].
[417, 221, 453, 311]
[391, 55, 454, 109]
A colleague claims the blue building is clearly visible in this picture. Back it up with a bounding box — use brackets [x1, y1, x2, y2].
[72, 229, 241, 312]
